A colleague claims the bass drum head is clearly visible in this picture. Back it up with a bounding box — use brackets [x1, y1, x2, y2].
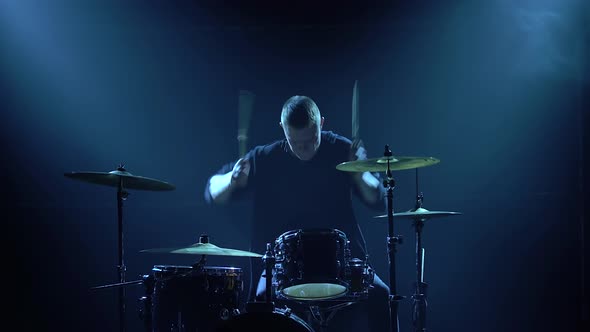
[215, 308, 314, 332]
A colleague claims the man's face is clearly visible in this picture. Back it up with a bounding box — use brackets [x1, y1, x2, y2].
[282, 118, 323, 161]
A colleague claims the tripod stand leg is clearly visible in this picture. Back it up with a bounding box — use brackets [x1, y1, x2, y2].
[411, 282, 428, 332]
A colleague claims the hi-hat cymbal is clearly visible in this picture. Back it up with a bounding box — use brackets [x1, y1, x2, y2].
[374, 207, 462, 220]
[64, 168, 175, 191]
[140, 242, 263, 258]
[336, 156, 440, 172]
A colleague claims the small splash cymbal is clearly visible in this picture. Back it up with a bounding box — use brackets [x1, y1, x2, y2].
[140, 242, 263, 258]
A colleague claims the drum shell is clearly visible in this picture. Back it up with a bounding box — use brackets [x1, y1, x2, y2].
[215, 307, 314, 332]
[145, 265, 243, 332]
[273, 228, 351, 300]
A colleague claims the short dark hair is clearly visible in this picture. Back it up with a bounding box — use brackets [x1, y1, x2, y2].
[280, 95, 321, 129]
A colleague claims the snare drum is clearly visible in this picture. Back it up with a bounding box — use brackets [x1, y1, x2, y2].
[143, 265, 243, 332]
[273, 228, 351, 301]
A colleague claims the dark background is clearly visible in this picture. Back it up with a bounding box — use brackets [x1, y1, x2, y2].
[1, 0, 588, 331]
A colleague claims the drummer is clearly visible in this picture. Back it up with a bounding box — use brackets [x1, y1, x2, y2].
[204, 95, 391, 332]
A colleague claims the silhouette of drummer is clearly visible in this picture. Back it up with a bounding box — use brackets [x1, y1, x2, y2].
[205, 95, 391, 332]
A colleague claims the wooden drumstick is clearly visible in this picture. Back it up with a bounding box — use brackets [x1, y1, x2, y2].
[352, 80, 360, 141]
[238, 90, 255, 158]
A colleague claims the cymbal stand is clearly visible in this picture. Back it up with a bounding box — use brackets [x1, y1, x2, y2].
[192, 234, 210, 269]
[116, 164, 129, 332]
[244, 243, 276, 314]
[138, 273, 154, 332]
[263, 243, 275, 304]
[383, 145, 404, 332]
[411, 169, 428, 332]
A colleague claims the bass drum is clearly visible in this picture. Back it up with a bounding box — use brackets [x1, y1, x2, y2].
[215, 307, 314, 332]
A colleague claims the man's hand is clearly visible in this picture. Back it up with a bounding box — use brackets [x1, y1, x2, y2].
[349, 138, 367, 162]
[231, 157, 250, 189]
[349, 138, 381, 205]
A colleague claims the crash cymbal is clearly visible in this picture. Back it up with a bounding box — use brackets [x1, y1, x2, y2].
[336, 156, 440, 172]
[64, 167, 175, 191]
[374, 207, 462, 220]
[140, 242, 263, 258]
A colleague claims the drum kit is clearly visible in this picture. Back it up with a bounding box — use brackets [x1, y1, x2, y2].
[65, 150, 462, 332]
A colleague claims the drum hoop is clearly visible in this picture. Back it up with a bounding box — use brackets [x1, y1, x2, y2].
[152, 265, 192, 273]
[203, 267, 243, 277]
[220, 308, 313, 331]
[151, 265, 243, 279]
[276, 228, 348, 242]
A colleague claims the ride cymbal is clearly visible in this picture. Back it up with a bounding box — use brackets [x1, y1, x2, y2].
[336, 156, 440, 172]
[64, 168, 175, 191]
[374, 207, 462, 220]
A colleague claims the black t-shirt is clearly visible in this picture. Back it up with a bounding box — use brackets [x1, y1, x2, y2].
[205, 131, 385, 266]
